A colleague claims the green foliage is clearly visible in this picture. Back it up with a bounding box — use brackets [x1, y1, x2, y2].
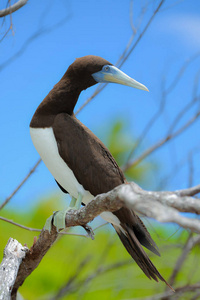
[1, 198, 200, 299]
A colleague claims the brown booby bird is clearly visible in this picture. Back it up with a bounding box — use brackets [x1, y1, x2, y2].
[30, 55, 172, 289]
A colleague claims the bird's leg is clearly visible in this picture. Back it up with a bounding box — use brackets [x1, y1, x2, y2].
[53, 193, 82, 230]
[44, 193, 83, 232]
[74, 193, 82, 209]
[69, 196, 76, 208]
[44, 215, 54, 232]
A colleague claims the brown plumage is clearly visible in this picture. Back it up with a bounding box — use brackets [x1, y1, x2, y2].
[30, 55, 173, 290]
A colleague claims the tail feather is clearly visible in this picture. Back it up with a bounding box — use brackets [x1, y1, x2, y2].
[113, 207, 174, 291]
[134, 213, 160, 256]
[113, 224, 164, 281]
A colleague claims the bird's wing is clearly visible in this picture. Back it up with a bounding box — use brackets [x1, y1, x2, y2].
[52, 113, 125, 196]
[52, 113, 173, 289]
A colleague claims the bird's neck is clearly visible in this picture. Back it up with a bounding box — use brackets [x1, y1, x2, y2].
[30, 78, 82, 128]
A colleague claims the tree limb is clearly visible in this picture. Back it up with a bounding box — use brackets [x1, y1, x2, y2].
[10, 181, 200, 297]
[11, 227, 58, 298]
[0, 0, 28, 18]
[0, 238, 28, 299]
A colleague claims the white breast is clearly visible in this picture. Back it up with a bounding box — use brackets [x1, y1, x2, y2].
[30, 127, 121, 227]
[30, 127, 94, 204]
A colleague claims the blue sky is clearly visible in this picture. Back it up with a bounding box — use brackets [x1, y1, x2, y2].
[1, 0, 200, 211]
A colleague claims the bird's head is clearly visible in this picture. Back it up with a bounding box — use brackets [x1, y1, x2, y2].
[65, 55, 148, 92]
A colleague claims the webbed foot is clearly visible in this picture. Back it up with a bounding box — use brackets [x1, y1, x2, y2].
[44, 194, 83, 232]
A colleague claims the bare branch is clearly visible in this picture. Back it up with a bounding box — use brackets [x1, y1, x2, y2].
[158, 147, 200, 190]
[0, 238, 28, 299]
[129, 0, 136, 34]
[53, 257, 91, 299]
[0, 15, 70, 70]
[165, 52, 200, 95]
[117, 0, 165, 69]
[191, 291, 200, 300]
[0, 0, 28, 18]
[12, 226, 59, 296]
[160, 0, 185, 12]
[122, 94, 167, 171]
[0, 216, 42, 232]
[123, 54, 200, 173]
[10, 181, 200, 296]
[76, 0, 165, 114]
[166, 95, 200, 136]
[60, 182, 200, 231]
[0, 159, 41, 211]
[137, 283, 200, 300]
[54, 259, 132, 299]
[168, 233, 200, 286]
[125, 110, 200, 170]
[0, 216, 106, 238]
[175, 184, 200, 197]
[0, 26, 11, 42]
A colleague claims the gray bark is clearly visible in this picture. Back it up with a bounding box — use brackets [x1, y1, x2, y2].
[0, 238, 28, 300]
[0, 182, 199, 297]
[0, 0, 28, 18]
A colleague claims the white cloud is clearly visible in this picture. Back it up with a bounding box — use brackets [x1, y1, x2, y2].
[162, 14, 200, 49]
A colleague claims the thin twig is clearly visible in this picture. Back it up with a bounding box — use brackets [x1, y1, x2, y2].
[0, 216, 41, 232]
[166, 52, 200, 95]
[123, 55, 200, 171]
[125, 110, 200, 170]
[168, 233, 200, 286]
[0, 15, 71, 71]
[0, 216, 108, 237]
[75, 0, 165, 114]
[53, 257, 91, 299]
[0, 216, 85, 237]
[117, 0, 165, 69]
[0, 159, 41, 211]
[122, 93, 167, 171]
[188, 153, 194, 188]
[54, 259, 132, 299]
[167, 96, 200, 136]
[191, 291, 200, 300]
[0, 26, 10, 42]
[158, 147, 200, 190]
[129, 0, 137, 34]
[135, 283, 200, 300]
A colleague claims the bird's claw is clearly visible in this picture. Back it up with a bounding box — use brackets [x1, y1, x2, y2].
[82, 224, 95, 240]
[44, 208, 76, 233]
[44, 214, 54, 232]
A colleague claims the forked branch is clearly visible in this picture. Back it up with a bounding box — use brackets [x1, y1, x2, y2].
[8, 181, 200, 297]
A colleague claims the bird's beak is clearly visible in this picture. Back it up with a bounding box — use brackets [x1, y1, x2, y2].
[92, 65, 149, 91]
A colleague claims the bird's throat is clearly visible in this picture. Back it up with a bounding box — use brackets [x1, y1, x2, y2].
[30, 80, 81, 128]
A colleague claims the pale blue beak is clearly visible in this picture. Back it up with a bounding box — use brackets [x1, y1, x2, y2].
[92, 65, 149, 91]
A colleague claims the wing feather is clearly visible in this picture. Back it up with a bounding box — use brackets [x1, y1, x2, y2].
[53, 113, 125, 196]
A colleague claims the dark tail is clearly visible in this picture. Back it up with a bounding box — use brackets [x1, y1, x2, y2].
[113, 207, 174, 291]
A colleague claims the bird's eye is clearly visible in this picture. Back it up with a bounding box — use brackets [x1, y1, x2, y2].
[103, 66, 110, 72]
